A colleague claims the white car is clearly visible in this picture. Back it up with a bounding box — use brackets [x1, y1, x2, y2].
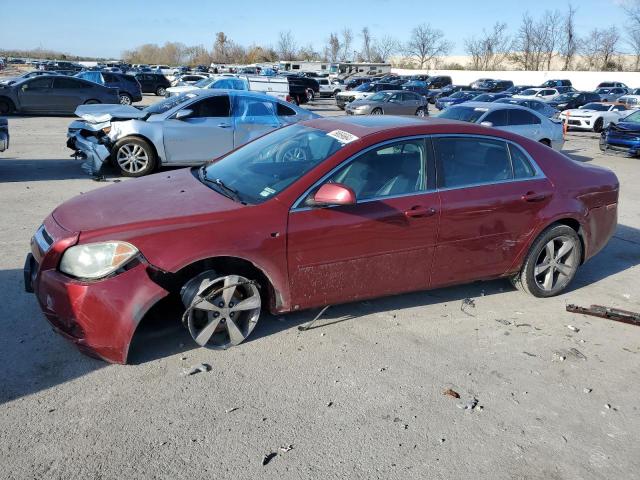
[513, 88, 563, 102]
[559, 102, 631, 132]
[166, 76, 248, 96]
[318, 78, 342, 97]
[616, 95, 640, 110]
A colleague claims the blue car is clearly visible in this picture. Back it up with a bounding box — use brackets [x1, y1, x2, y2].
[75, 71, 142, 105]
[435, 91, 479, 110]
[600, 109, 640, 155]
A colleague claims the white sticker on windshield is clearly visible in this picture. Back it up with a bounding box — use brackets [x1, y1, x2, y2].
[260, 187, 276, 198]
[327, 129, 359, 144]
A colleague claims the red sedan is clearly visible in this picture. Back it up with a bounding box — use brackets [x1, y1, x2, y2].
[25, 116, 619, 363]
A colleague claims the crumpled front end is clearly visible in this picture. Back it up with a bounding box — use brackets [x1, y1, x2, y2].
[602, 122, 640, 156]
[67, 119, 114, 176]
[25, 216, 170, 363]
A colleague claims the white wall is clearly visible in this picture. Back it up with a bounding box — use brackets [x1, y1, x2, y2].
[391, 68, 640, 91]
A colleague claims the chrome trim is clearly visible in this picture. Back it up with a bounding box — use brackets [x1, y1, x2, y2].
[34, 225, 52, 253]
[290, 133, 546, 212]
[290, 135, 429, 211]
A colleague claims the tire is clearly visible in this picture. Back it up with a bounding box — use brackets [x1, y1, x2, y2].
[511, 224, 582, 298]
[119, 93, 133, 105]
[112, 137, 157, 177]
[593, 117, 604, 133]
[156, 86, 166, 96]
[84, 99, 100, 105]
[415, 107, 427, 117]
[0, 97, 15, 115]
[306, 89, 314, 102]
[181, 271, 261, 349]
[371, 108, 383, 115]
[276, 141, 310, 162]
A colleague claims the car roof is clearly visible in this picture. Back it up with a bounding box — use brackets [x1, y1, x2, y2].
[456, 101, 539, 112]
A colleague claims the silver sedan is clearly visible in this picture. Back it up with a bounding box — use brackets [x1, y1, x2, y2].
[67, 90, 318, 177]
[345, 90, 428, 117]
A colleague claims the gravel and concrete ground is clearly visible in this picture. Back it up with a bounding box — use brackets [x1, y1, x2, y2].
[1, 96, 639, 480]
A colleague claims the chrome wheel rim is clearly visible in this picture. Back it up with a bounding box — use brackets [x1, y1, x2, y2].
[281, 147, 307, 162]
[157, 87, 166, 96]
[116, 144, 149, 173]
[534, 235, 577, 292]
[372, 109, 382, 115]
[119, 95, 131, 105]
[184, 275, 261, 349]
[416, 108, 425, 117]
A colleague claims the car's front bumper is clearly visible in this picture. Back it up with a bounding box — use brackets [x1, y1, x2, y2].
[67, 133, 111, 175]
[561, 116, 593, 130]
[24, 217, 169, 364]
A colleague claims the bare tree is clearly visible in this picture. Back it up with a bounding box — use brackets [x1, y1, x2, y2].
[581, 26, 620, 70]
[623, 0, 640, 70]
[374, 35, 400, 62]
[560, 4, 578, 70]
[212, 32, 230, 63]
[298, 44, 321, 61]
[405, 23, 452, 69]
[361, 27, 373, 62]
[629, 25, 640, 70]
[542, 10, 563, 70]
[326, 33, 341, 63]
[465, 22, 511, 70]
[277, 30, 297, 60]
[511, 10, 562, 71]
[341, 28, 353, 61]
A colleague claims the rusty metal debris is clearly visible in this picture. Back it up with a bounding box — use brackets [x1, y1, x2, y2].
[279, 444, 293, 453]
[183, 363, 211, 376]
[461, 298, 476, 316]
[443, 388, 461, 399]
[298, 305, 331, 331]
[262, 452, 277, 466]
[566, 304, 640, 327]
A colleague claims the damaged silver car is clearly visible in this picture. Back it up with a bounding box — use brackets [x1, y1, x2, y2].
[66, 90, 318, 177]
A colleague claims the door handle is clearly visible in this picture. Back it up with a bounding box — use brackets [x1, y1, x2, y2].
[217, 123, 231, 128]
[522, 191, 549, 202]
[404, 206, 437, 218]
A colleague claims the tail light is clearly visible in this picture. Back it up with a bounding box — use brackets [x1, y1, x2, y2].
[286, 95, 292, 103]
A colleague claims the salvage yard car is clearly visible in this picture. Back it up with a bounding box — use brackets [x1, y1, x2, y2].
[600, 109, 640, 155]
[559, 103, 630, 132]
[75, 70, 143, 105]
[345, 90, 428, 116]
[0, 75, 119, 115]
[25, 115, 619, 363]
[438, 102, 564, 150]
[66, 90, 317, 176]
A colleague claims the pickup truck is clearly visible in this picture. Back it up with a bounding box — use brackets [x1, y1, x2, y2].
[318, 78, 342, 97]
[0, 117, 8, 152]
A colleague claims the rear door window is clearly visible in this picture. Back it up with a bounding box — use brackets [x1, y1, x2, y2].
[433, 137, 513, 188]
[509, 109, 541, 125]
[23, 77, 53, 90]
[53, 77, 85, 89]
[483, 109, 508, 126]
[188, 95, 230, 118]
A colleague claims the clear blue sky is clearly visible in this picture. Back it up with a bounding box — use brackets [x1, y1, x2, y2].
[0, 0, 630, 59]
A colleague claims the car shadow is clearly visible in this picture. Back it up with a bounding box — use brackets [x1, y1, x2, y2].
[0, 268, 105, 405]
[562, 149, 593, 163]
[0, 158, 92, 182]
[129, 223, 640, 364]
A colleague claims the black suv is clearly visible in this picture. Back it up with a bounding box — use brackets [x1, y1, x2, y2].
[476, 79, 514, 92]
[540, 79, 572, 88]
[134, 72, 172, 96]
[548, 91, 602, 111]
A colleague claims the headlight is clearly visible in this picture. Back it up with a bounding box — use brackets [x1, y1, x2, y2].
[59, 241, 139, 279]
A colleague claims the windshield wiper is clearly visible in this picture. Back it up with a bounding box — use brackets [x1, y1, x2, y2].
[199, 166, 244, 203]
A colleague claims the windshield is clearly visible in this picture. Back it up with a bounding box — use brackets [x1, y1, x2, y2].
[201, 125, 346, 204]
[405, 80, 426, 87]
[369, 92, 392, 102]
[596, 88, 610, 94]
[143, 93, 196, 115]
[438, 106, 487, 123]
[354, 83, 371, 92]
[623, 110, 640, 123]
[473, 94, 492, 102]
[581, 103, 608, 111]
[194, 77, 216, 88]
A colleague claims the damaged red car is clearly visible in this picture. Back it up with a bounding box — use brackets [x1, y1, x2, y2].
[25, 116, 619, 363]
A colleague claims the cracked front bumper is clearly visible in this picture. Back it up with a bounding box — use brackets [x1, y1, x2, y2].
[68, 133, 111, 175]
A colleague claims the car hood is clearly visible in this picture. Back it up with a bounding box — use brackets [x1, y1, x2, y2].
[52, 168, 243, 236]
[562, 108, 597, 116]
[74, 104, 148, 123]
[608, 121, 640, 133]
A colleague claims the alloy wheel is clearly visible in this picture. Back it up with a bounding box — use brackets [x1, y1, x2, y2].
[534, 236, 577, 292]
[116, 143, 149, 174]
[183, 274, 261, 349]
[119, 94, 132, 105]
[416, 108, 426, 117]
[281, 147, 308, 162]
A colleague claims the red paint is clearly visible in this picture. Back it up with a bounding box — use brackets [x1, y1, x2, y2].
[313, 183, 356, 206]
[29, 117, 619, 363]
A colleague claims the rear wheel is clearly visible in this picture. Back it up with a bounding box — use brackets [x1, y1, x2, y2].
[0, 97, 15, 115]
[416, 107, 427, 117]
[511, 224, 582, 297]
[113, 137, 156, 177]
[156, 86, 166, 96]
[119, 93, 132, 105]
[371, 108, 383, 115]
[84, 99, 100, 105]
[593, 117, 604, 133]
[539, 138, 551, 147]
[181, 271, 261, 349]
[306, 89, 314, 102]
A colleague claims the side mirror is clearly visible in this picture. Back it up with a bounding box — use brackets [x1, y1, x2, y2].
[175, 109, 193, 120]
[311, 183, 356, 207]
[480, 121, 493, 128]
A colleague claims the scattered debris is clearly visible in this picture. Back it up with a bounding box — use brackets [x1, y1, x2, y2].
[443, 388, 461, 399]
[522, 351, 537, 357]
[440, 438, 446, 444]
[379, 367, 387, 372]
[605, 404, 611, 409]
[552, 352, 566, 362]
[567, 325, 580, 332]
[461, 298, 476, 316]
[583, 388, 592, 394]
[622, 294, 631, 300]
[566, 304, 640, 327]
[183, 363, 211, 376]
[495, 319, 512, 326]
[457, 398, 479, 410]
[225, 407, 239, 414]
[180, 356, 187, 361]
[262, 452, 277, 466]
[326, 401, 333, 407]
[298, 305, 331, 331]
[569, 348, 587, 360]
[515, 323, 532, 328]
[279, 444, 293, 453]
[320, 332, 326, 337]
